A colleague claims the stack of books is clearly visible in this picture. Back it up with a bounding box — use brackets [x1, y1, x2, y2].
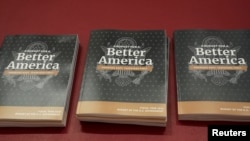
[76, 29, 169, 126]
[174, 30, 250, 121]
[0, 35, 79, 127]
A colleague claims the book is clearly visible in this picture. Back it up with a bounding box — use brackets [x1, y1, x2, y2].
[0, 35, 79, 127]
[76, 29, 168, 127]
[174, 30, 250, 121]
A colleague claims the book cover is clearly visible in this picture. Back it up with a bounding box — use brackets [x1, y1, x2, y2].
[76, 30, 168, 126]
[174, 30, 250, 121]
[0, 35, 79, 127]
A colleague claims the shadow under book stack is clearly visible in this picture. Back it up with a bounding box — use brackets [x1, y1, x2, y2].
[76, 29, 169, 127]
[0, 35, 79, 127]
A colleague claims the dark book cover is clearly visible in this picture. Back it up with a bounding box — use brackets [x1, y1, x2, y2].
[0, 35, 79, 126]
[174, 30, 250, 121]
[76, 30, 168, 126]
